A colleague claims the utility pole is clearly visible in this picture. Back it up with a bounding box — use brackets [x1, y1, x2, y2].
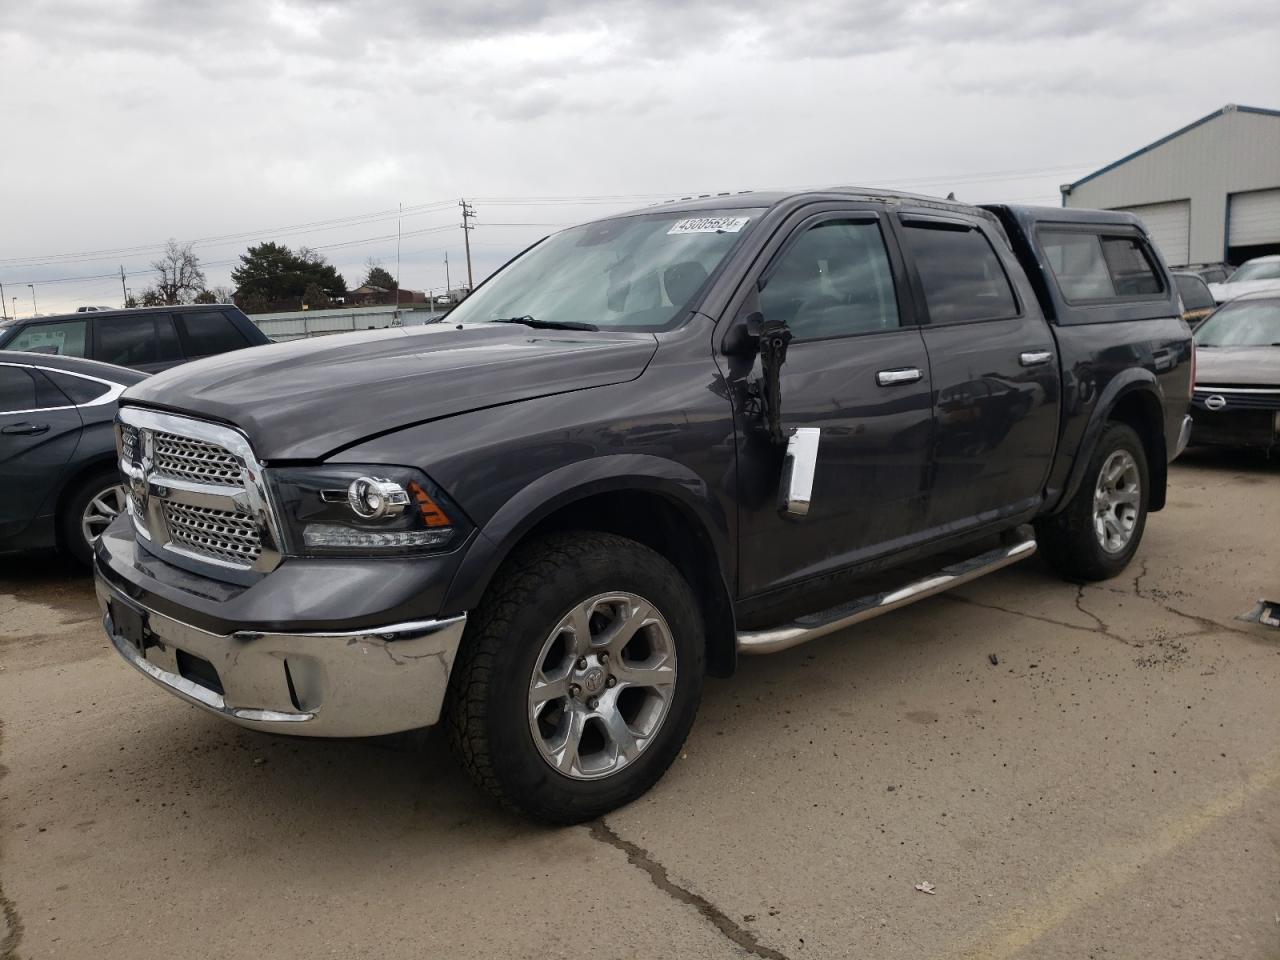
[395, 202, 402, 311]
[0, 281, 7, 320]
[27, 283, 37, 316]
[120, 265, 128, 307]
[444, 251, 451, 297]
[459, 198, 476, 295]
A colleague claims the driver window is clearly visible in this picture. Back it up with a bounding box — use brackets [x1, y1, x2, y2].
[760, 220, 900, 340]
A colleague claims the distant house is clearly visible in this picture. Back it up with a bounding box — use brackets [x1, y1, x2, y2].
[347, 285, 426, 307]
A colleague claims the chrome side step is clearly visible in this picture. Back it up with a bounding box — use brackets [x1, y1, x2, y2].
[737, 537, 1037, 655]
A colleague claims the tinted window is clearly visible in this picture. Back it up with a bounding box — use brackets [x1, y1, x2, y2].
[0, 366, 37, 412]
[94, 314, 157, 366]
[176, 310, 249, 358]
[3, 319, 88, 357]
[155, 313, 183, 361]
[904, 225, 1018, 324]
[761, 220, 900, 340]
[1041, 231, 1164, 302]
[1041, 231, 1115, 300]
[46, 371, 112, 404]
[1101, 237, 1163, 296]
[1174, 274, 1215, 311]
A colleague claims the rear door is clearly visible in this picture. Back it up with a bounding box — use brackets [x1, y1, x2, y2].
[894, 211, 1060, 535]
[0, 362, 82, 541]
[726, 204, 936, 596]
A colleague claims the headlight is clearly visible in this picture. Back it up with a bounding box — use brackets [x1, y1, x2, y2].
[269, 465, 470, 557]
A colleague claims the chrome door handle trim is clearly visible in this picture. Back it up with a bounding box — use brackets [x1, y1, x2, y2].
[876, 368, 923, 386]
[1019, 351, 1053, 366]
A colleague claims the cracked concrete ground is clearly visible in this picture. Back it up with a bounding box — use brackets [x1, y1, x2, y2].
[2, 447, 1278, 960]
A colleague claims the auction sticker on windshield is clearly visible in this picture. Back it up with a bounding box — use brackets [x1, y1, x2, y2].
[667, 216, 751, 235]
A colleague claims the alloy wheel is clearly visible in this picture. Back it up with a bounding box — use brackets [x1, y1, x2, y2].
[528, 592, 677, 780]
[81, 484, 126, 546]
[1093, 450, 1141, 554]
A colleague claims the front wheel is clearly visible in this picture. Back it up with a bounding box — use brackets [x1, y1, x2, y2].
[446, 531, 704, 824]
[1035, 422, 1149, 582]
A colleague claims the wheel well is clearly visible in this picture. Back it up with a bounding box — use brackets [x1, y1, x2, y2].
[519, 490, 737, 678]
[1108, 391, 1167, 511]
[53, 456, 118, 549]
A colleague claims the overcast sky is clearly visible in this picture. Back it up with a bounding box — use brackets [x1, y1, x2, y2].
[2, 0, 1278, 315]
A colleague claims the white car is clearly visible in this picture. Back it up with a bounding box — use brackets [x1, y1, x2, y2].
[1207, 255, 1280, 304]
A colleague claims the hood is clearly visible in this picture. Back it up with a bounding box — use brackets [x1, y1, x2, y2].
[1195, 346, 1280, 388]
[123, 323, 658, 459]
[1207, 279, 1280, 303]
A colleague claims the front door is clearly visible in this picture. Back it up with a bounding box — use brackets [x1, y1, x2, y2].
[894, 212, 1061, 532]
[0, 362, 82, 541]
[725, 208, 936, 598]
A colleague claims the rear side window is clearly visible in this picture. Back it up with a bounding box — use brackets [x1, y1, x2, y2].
[1040, 230, 1165, 302]
[176, 310, 250, 358]
[1101, 237, 1163, 296]
[94, 314, 157, 366]
[3, 319, 88, 357]
[0, 366, 37, 412]
[155, 313, 183, 362]
[902, 225, 1018, 324]
[46, 371, 112, 404]
[1174, 274, 1215, 311]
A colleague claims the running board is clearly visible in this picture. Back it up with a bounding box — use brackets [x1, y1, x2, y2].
[737, 537, 1037, 655]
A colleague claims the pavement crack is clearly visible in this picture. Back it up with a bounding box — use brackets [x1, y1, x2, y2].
[944, 592, 1133, 646]
[588, 820, 789, 960]
[1072, 585, 1133, 645]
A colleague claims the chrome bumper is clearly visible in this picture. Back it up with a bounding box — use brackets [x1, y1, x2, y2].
[96, 576, 467, 738]
[1174, 414, 1193, 459]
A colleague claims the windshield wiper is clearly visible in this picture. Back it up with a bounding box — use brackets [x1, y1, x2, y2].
[491, 315, 599, 332]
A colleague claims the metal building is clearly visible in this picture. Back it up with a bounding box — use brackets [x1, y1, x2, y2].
[1060, 104, 1280, 268]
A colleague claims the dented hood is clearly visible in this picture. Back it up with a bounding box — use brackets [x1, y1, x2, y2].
[122, 323, 658, 460]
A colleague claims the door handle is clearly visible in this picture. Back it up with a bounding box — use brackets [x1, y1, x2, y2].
[2, 422, 49, 436]
[876, 368, 923, 386]
[1019, 351, 1053, 366]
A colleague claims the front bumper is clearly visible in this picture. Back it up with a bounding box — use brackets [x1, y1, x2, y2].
[96, 571, 467, 738]
[1188, 408, 1279, 450]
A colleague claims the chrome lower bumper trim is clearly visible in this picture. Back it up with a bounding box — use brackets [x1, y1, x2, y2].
[737, 537, 1037, 655]
[97, 575, 467, 737]
[1174, 414, 1193, 459]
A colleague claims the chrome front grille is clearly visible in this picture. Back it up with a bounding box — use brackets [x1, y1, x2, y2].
[1193, 388, 1280, 411]
[116, 407, 281, 579]
[153, 431, 245, 484]
[162, 501, 263, 565]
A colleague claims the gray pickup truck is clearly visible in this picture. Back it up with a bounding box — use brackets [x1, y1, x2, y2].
[93, 189, 1192, 822]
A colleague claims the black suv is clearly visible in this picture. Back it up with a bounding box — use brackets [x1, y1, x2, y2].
[0, 304, 269, 372]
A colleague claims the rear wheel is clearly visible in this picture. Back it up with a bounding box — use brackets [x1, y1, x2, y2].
[61, 468, 126, 567]
[446, 531, 704, 824]
[1035, 422, 1149, 581]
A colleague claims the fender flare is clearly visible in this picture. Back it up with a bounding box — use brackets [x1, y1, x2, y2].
[441, 453, 733, 614]
[1053, 369, 1168, 514]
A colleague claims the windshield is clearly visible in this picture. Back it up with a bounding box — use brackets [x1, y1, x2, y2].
[1227, 260, 1280, 283]
[1194, 300, 1280, 347]
[446, 208, 764, 331]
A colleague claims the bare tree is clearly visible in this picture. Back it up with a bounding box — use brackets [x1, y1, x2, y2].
[211, 285, 235, 304]
[152, 239, 206, 305]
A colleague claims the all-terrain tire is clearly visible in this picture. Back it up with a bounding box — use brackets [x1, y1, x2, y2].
[1035, 422, 1149, 582]
[445, 531, 704, 824]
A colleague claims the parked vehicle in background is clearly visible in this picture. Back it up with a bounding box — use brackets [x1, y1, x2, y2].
[1185, 263, 1232, 285]
[1173, 272, 1218, 327]
[0, 304, 270, 373]
[1190, 292, 1280, 452]
[1207, 255, 1280, 303]
[76, 305, 115, 313]
[94, 190, 1191, 823]
[0, 352, 146, 565]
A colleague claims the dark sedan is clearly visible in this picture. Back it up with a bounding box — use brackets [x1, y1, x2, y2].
[0, 351, 145, 564]
[1190, 293, 1280, 452]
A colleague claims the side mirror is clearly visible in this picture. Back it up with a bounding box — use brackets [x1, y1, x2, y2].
[755, 313, 793, 446]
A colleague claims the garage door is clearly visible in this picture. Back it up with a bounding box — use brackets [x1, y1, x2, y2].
[1115, 200, 1190, 267]
[1228, 188, 1280, 247]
